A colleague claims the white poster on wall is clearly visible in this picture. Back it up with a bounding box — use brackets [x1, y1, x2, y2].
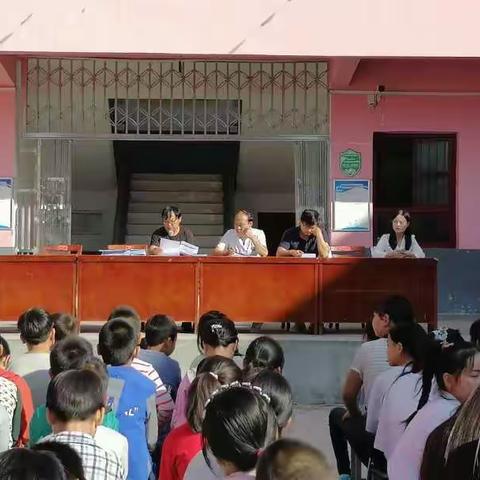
[0, 178, 13, 230]
[333, 179, 370, 232]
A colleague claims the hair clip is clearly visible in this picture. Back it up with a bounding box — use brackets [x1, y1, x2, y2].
[240, 382, 271, 403]
[209, 372, 219, 380]
[210, 324, 223, 333]
[432, 327, 448, 344]
[203, 381, 240, 411]
[203, 381, 272, 413]
[251, 385, 271, 404]
[433, 327, 457, 349]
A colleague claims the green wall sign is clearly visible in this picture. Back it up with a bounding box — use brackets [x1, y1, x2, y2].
[339, 149, 362, 177]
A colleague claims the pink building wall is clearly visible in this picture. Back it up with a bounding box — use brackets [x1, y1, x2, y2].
[0, 92, 15, 247]
[330, 60, 480, 249]
[0, 59, 16, 248]
[0, 92, 16, 178]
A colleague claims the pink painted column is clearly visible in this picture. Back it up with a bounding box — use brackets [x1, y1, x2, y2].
[0, 58, 16, 248]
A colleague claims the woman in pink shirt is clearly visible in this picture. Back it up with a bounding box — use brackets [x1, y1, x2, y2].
[202, 384, 278, 480]
[171, 312, 238, 429]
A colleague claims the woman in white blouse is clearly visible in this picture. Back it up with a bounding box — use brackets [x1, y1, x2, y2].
[372, 209, 425, 258]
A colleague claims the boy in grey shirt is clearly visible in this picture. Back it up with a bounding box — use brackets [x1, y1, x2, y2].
[11, 308, 55, 407]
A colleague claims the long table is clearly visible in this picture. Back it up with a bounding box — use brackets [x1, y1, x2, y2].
[0, 256, 438, 331]
[0, 256, 77, 319]
[77, 256, 197, 322]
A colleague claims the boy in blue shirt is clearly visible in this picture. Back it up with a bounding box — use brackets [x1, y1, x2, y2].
[98, 319, 158, 480]
[138, 315, 181, 401]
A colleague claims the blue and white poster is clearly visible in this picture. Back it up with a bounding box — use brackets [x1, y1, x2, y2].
[333, 179, 370, 232]
[0, 178, 13, 230]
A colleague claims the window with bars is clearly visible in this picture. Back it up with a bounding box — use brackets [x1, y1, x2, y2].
[108, 99, 240, 135]
[373, 133, 456, 248]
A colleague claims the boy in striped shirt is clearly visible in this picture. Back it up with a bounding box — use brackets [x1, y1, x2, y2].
[108, 306, 174, 427]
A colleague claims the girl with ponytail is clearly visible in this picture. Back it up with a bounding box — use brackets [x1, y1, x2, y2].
[388, 328, 480, 480]
[185, 369, 292, 480]
[160, 356, 242, 480]
[243, 336, 285, 378]
[366, 322, 429, 471]
[421, 351, 480, 479]
[171, 312, 239, 429]
[202, 384, 278, 479]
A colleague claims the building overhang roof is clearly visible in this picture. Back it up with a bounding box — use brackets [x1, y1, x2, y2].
[1, 0, 479, 58]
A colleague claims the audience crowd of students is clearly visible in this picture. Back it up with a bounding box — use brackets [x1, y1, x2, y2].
[329, 298, 480, 480]
[0, 306, 332, 480]
[0, 302, 479, 480]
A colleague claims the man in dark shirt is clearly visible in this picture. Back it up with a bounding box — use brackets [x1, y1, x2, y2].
[276, 209, 330, 258]
[148, 205, 195, 333]
[147, 205, 195, 255]
[276, 209, 330, 334]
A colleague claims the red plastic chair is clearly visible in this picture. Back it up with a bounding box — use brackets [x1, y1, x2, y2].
[39, 244, 83, 255]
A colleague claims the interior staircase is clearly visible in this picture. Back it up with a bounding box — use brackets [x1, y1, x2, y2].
[125, 173, 224, 252]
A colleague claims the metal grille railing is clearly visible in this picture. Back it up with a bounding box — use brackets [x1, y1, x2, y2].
[25, 59, 328, 139]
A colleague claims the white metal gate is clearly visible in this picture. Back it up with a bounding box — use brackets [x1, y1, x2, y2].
[15, 139, 72, 251]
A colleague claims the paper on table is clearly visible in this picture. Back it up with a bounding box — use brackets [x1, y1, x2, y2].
[159, 238, 181, 256]
[179, 241, 199, 256]
[301, 253, 317, 259]
[159, 238, 199, 256]
[100, 250, 123, 256]
[100, 249, 146, 256]
[129, 249, 147, 256]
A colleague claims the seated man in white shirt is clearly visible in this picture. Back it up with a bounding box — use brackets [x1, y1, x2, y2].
[213, 209, 268, 257]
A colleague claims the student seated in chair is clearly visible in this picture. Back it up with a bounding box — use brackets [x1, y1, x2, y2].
[43, 369, 125, 480]
[11, 308, 56, 408]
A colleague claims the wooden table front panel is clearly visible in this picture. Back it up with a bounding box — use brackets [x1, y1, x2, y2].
[199, 258, 318, 323]
[320, 258, 437, 326]
[0, 255, 437, 329]
[0, 256, 76, 320]
[77, 257, 197, 321]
